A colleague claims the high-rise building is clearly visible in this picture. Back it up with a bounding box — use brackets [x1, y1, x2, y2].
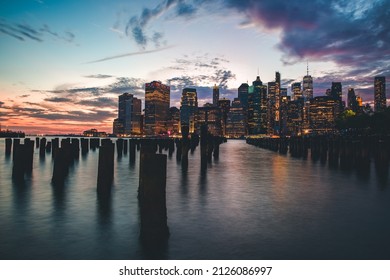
[113, 92, 141, 135]
[374, 76, 386, 112]
[347, 88, 358, 112]
[302, 65, 313, 100]
[238, 83, 249, 110]
[286, 99, 304, 136]
[292, 82, 302, 100]
[167, 107, 180, 136]
[144, 81, 170, 135]
[309, 96, 338, 134]
[213, 84, 219, 106]
[218, 98, 231, 136]
[180, 88, 198, 134]
[198, 106, 222, 136]
[330, 82, 343, 111]
[226, 98, 246, 138]
[248, 76, 267, 135]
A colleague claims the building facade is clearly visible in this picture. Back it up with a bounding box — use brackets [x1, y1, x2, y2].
[374, 76, 386, 112]
[144, 81, 170, 136]
[180, 88, 198, 134]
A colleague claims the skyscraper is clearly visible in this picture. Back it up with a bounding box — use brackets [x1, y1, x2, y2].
[330, 82, 343, 110]
[347, 88, 358, 112]
[374, 76, 386, 112]
[248, 76, 267, 135]
[302, 65, 313, 100]
[291, 82, 302, 100]
[226, 98, 246, 138]
[218, 98, 231, 136]
[180, 88, 198, 134]
[113, 92, 141, 135]
[213, 84, 219, 106]
[238, 83, 249, 110]
[144, 81, 170, 136]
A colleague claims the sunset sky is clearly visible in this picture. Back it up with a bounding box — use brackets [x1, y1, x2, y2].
[1, 0, 389, 134]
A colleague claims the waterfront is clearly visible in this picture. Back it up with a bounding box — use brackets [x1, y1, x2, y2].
[0, 138, 389, 260]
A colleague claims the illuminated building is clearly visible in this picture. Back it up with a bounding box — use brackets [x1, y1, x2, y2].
[113, 118, 124, 135]
[279, 95, 290, 135]
[113, 92, 141, 135]
[83, 129, 107, 138]
[226, 98, 246, 138]
[309, 96, 338, 134]
[218, 98, 231, 136]
[286, 99, 304, 136]
[144, 81, 170, 135]
[248, 76, 267, 135]
[302, 65, 313, 100]
[374, 76, 386, 112]
[180, 88, 198, 134]
[291, 82, 302, 100]
[198, 106, 222, 136]
[167, 107, 180, 136]
[267, 72, 281, 135]
[213, 84, 219, 106]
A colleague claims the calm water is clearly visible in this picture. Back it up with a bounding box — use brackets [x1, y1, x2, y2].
[0, 138, 389, 260]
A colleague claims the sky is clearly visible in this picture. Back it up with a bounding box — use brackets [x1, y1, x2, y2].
[0, 0, 389, 134]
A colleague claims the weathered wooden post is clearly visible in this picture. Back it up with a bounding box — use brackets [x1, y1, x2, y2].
[123, 139, 128, 155]
[5, 138, 12, 156]
[52, 147, 70, 186]
[12, 143, 25, 181]
[24, 138, 34, 173]
[52, 138, 59, 158]
[97, 139, 114, 194]
[116, 138, 123, 157]
[39, 138, 46, 158]
[138, 142, 169, 242]
[200, 124, 208, 170]
[129, 139, 136, 164]
[12, 138, 20, 158]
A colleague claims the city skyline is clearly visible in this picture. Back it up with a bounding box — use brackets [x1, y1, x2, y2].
[1, 0, 389, 134]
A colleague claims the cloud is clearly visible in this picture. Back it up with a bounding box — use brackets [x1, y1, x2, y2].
[0, 101, 4, 107]
[124, 0, 205, 48]
[84, 74, 114, 79]
[86, 45, 175, 63]
[0, 18, 75, 43]
[44, 97, 73, 103]
[223, 0, 389, 74]
[77, 97, 117, 108]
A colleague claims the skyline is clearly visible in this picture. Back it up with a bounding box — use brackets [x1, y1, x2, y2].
[0, 0, 389, 134]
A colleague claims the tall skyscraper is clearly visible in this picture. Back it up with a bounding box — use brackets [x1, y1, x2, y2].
[291, 82, 302, 100]
[218, 98, 231, 136]
[113, 92, 141, 135]
[213, 84, 219, 106]
[309, 96, 338, 134]
[374, 76, 386, 112]
[347, 88, 358, 112]
[248, 76, 267, 135]
[330, 82, 343, 110]
[226, 98, 246, 138]
[238, 83, 249, 110]
[302, 64, 313, 100]
[180, 88, 198, 134]
[144, 81, 170, 135]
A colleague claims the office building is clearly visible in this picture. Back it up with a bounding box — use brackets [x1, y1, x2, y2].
[144, 81, 170, 135]
[180, 88, 198, 134]
[374, 76, 386, 112]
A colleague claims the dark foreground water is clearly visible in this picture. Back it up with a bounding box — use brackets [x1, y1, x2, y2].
[0, 138, 389, 260]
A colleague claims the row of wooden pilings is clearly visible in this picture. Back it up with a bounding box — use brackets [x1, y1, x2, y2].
[246, 135, 390, 169]
[4, 129, 226, 244]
